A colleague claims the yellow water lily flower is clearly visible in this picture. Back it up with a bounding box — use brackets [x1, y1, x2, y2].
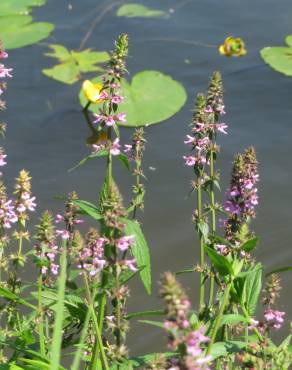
[82, 80, 104, 103]
[219, 36, 247, 57]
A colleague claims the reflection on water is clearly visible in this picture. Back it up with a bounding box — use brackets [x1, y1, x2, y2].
[3, 0, 292, 356]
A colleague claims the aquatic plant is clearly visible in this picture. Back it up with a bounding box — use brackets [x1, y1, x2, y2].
[0, 34, 290, 370]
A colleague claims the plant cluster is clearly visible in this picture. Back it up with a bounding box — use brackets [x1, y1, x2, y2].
[0, 35, 290, 370]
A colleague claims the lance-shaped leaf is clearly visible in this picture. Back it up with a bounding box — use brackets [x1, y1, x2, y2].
[205, 246, 233, 276]
[242, 263, 262, 315]
[122, 218, 152, 294]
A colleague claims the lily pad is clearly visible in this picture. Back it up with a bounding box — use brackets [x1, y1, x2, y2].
[261, 36, 292, 76]
[43, 44, 109, 84]
[116, 3, 167, 18]
[79, 70, 187, 127]
[0, 0, 54, 50]
[0, 22, 54, 49]
[0, 0, 46, 16]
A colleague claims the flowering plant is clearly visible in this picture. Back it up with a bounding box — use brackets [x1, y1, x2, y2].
[0, 35, 290, 370]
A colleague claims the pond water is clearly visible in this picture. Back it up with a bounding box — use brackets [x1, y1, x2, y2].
[2, 0, 292, 359]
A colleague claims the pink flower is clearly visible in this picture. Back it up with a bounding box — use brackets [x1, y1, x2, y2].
[184, 135, 195, 145]
[183, 155, 197, 166]
[93, 114, 104, 124]
[0, 51, 8, 59]
[205, 105, 213, 113]
[115, 112, 126, 122]
[124, 259, 137, 272]
[264, 308, 285, 330]
[110, 138, 121, 156]
[55, 214, 64, 223]
[116, 235, 135, 251]
[216, 123, 228, 134]
[124, 144, 132, 153]
[105, 115, 115, 127]
[0, 153, 7, 166]
[111, 94, 124, 104]
[56, 229, 70, 240]
[0, 64, 12, 78]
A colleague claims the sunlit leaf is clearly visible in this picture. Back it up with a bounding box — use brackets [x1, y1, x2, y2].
[261, 37, 292, 76]
[43, 44, 109, 84]
[123, 218, 152, 294]
[0, 22, 54, 49]
[79, 71, 187, 127]
[285, 35, 292, 47]
[116, 3, 167, 18]
[0, 0, 46, 16]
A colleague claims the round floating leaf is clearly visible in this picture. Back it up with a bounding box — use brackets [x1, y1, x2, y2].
[1, 22, 54, 49]
[0, 15, 32, 29]
[0, 0, 46, 15]
[261, 47, 292, 76]
[79, 70, 187, 127]
[285, 35, 292, 47]
[116, 3, 167, 18]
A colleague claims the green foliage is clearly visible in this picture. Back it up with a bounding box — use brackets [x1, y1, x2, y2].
[241, 237, 259, 252]
[116, 3, 167, 18]
[79, 71, 187, 127]
[242, 263, 262, 315]
[0, 0, 54, 49]
[205, 246, 233, 276]
[266, 265, 292, 276]
[49, 244, 67, 370]
[123, 218, 152, 294]
[261, 36, 292, 76]
[72, 199, 103, 221]
[43, 44, 110, 84]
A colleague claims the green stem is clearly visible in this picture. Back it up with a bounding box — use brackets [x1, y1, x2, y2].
[83, 273, 109, 370]
[208, 150, 216, 307]
[71, 306, 91, 370]
[38, 274, 46, 356]
[240, 303, 263, 342]
[197, 183, 205, 310]
[207, 282, 232, 355]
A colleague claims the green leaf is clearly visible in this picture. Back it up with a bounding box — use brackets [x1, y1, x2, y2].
[43, 44, 109, 84]
[205, 246, 233, 276]
[79, 71, 187, 127]
[261, 46, 292, 76]
[123, 218, 152, 294]
[242, 263, 262, 315]
[43, 61, 79, 85]
[72, 199, 102, 221]
[175, 268, 195, 276]
[138, 320, 164, 329]
[68, 149, 108, 172]
[220, 314, 249, 327]
[49, 243, 67, 370]
[0, 22, 54, 49]
[285, 35, 292, 47]
[210, 341, 246, 360]
[129, 352, 175, 367]
[241, 237, 259, 252]
[0, 287, 37, 310]
[126, 309, 164, 320]
[0, 0, 46, 16]
[117, 153, 130, 170]
[198, 221, 209, 242]
[116, 3, 167, 18]
[266, 266, 292, 277]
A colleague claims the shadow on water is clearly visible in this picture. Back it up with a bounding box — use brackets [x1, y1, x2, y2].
[3, 0, 292, 359]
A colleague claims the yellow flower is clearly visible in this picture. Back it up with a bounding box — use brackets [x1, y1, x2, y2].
[219, 36, 247, 57]
[82, 80, 104, 103]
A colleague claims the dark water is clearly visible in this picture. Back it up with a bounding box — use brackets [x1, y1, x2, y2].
[2, 0, 292, 359]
